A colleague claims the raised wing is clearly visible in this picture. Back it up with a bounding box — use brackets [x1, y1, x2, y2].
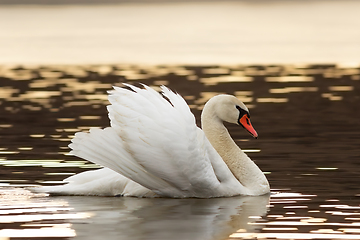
[69, 84, 242, 197]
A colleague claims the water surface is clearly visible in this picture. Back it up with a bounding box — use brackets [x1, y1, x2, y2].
[0, 64, 360, 239]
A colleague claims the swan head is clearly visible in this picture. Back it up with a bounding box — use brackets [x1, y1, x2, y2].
[206, 95, 258, 138]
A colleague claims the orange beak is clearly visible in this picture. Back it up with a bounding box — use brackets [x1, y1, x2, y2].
[239, 114, 258, 138]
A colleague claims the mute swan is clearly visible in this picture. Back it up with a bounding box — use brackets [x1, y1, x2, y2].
[37, 84, 270, 198]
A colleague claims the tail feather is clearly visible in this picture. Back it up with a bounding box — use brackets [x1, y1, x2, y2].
[32, 168, 156, 197]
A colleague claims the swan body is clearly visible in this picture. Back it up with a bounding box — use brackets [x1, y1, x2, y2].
[37, 84, 270, 198]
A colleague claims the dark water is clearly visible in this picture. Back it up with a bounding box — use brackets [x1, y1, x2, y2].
[0, 64, 360, 239]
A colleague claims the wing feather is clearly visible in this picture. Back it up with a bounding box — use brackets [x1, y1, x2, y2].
[69, 84, 241, 197]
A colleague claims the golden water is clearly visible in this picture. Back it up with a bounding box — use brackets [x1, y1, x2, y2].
[0, 64, 360, 239]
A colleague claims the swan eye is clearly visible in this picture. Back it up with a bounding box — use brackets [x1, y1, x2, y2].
[236, 105, 249, 118]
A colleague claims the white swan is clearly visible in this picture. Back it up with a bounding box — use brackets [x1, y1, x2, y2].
[38, 84, 270, 198]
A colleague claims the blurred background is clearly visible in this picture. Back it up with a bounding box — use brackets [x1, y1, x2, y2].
[0, 0, 359, 65]
[1, 1, 360, 240]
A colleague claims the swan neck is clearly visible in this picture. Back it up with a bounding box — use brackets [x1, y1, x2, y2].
[201, 100, 243, 162]
[201, 100, 269, 195]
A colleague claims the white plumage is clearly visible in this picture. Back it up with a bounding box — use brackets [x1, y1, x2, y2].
[37, 83, 270, 198]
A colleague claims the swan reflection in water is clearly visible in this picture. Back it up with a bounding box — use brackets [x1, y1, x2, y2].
[61, 194, 270, 240]
[0, 187, 268, 239]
